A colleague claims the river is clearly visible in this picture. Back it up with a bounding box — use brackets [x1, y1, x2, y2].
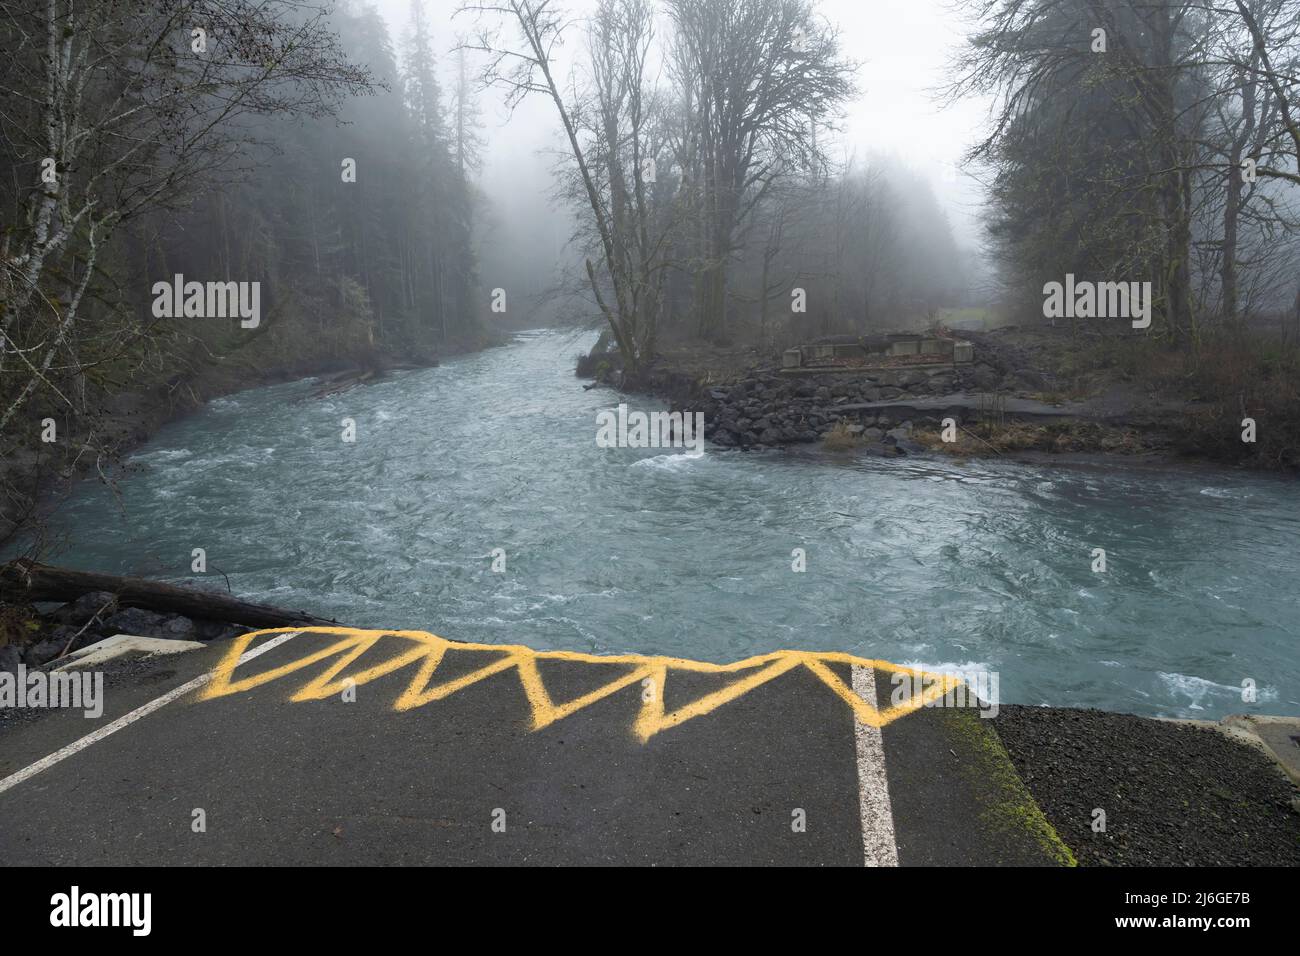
[27, 329, 1300, 719]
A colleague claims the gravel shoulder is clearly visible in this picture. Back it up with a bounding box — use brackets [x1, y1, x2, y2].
[993, 705, 1300, 867]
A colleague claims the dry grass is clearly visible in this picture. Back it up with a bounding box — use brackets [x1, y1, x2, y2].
[913, 420, 1150, 457]
[821, 420, 863, 451]
[1158, 335, 1300, 468]
[1014, 326, 1300, 470]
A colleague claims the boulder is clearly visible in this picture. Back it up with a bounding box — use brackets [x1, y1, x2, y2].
[190, 619, 246, 642]
[159, 615, 198, 639]
[24, 639, 64, 667]
[101, 607, 198, 641]
[47, 625, 85, 654]
[49, 590, 118, 626]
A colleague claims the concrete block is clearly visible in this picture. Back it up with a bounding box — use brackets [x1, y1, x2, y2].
[55, 634, 206, 671]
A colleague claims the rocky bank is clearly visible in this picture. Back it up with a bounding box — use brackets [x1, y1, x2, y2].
[0, 591, 247, 675]
[588, 329, 1175, 458]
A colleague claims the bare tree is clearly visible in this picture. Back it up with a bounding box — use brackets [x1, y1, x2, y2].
[1229, 0, 1300, 186]
[459, 0, 674, 375]
[665, 0, 854, 341]
[952, 0, 1300, 333]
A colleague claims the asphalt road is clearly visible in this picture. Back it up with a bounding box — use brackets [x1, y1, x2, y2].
[0, 630, 1074, 866]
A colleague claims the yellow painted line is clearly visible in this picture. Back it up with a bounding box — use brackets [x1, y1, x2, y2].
[199, 627, 966, 743]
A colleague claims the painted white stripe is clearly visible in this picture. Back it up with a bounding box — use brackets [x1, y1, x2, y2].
[852, 663, 900, 867]
[0, 632, 298, 797]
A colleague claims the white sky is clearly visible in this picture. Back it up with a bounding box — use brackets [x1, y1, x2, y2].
[369, 0, 994, 247]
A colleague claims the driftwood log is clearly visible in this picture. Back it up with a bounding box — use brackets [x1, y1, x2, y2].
[0, 559, 338, 629]
[306, 368, 374, 400]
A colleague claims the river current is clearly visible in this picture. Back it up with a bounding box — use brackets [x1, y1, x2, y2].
[31, 329, 1300, 719]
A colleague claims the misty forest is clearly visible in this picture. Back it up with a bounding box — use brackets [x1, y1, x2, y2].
[4, 0, 1298, 510]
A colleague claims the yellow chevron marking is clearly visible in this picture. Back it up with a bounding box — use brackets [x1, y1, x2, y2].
[199, 627, 966, 742]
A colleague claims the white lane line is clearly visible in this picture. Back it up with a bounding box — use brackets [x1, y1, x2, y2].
[0, 632, 298, 797]
[852, 663, 900, 867]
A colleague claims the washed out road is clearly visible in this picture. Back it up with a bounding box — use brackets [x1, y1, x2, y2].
[0, 629, 1073, 866]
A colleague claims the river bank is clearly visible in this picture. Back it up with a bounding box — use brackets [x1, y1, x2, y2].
[0, 559, 345, 672]
[581, 325, 1297, 472]
[0, 589, 248, 673]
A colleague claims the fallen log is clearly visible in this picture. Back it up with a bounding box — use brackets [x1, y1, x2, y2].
[306, 368, 375, 400]
[0, 559, 339, 630]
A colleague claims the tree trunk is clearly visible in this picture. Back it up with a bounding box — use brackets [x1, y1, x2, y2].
[0, 560, 340, 629]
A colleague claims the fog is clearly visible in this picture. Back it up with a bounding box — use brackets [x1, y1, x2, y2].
[370, 0, 994, 322]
